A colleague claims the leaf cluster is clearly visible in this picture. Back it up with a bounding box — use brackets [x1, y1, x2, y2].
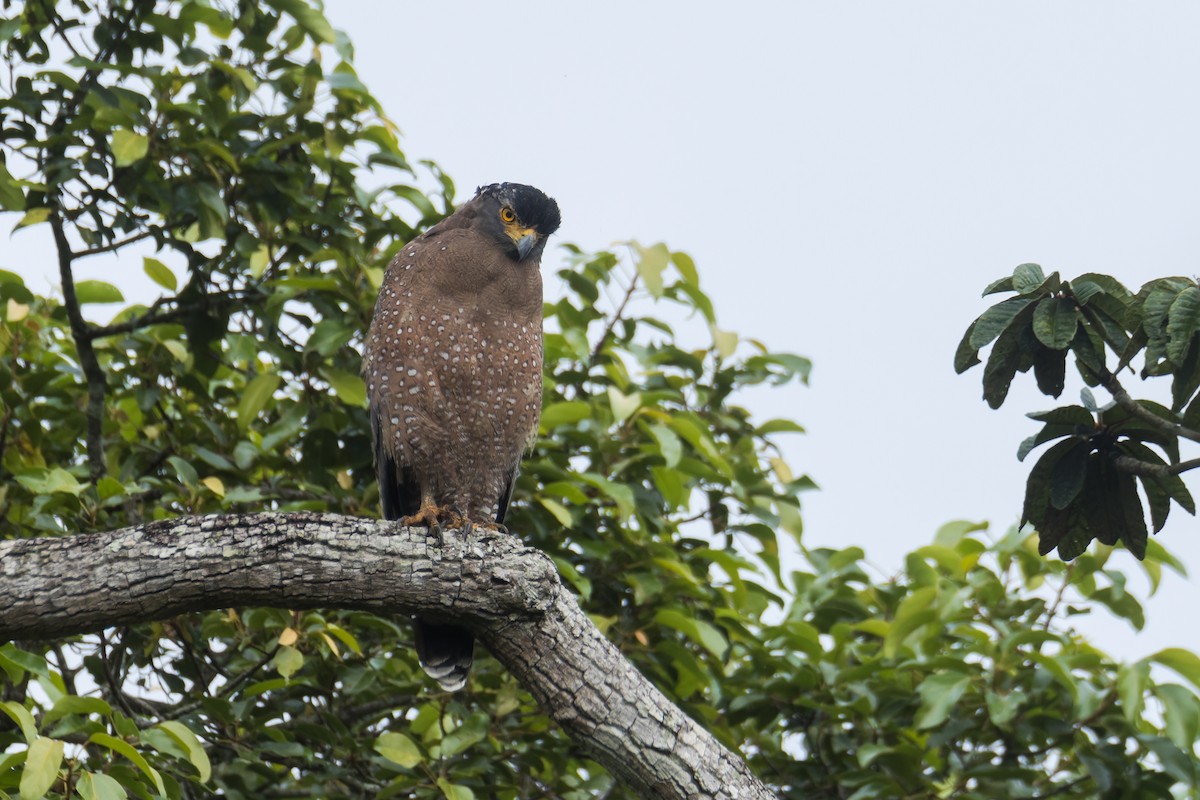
[958, 263, 1200, 559]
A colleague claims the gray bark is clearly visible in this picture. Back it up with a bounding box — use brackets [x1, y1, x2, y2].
[0, 512, 776, 800]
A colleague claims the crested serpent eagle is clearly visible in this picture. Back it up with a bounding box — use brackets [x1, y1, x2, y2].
[363, 182, 561, 691]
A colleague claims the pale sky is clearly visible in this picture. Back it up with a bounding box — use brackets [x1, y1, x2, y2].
[9, 3, 1200, 660]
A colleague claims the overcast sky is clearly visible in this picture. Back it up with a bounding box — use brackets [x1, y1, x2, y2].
[10, 3, 1200, 660]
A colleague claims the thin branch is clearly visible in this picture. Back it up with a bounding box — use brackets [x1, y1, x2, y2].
[50, 210, 108, 480]
[75, 227, 157, 258]
[1112, 455, 1200, 478]
[1099, 369, 1200, 444]
[589, 271, 639, 362]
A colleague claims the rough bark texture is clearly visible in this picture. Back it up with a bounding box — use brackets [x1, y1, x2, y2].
[0, 512, 776, 800]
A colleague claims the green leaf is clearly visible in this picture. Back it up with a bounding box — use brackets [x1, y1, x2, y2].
[266, 0, 336, 43]
[1032, 296, 1078, 349]
[439, 712, 489, 757]
[982, 275, 1014, 295]
[607, 386, 641, 422]
[538, 497, 573, 527]
[0, 159, 27, 210]
[755, 418, 806, 435]
[634, 242, 670, 298]
[1012, 263, 1046, 294]
[884, 586, 937, 657]
[953, 322, 981, 374]
[1048, 441, 1088, 510]
[156, 720, 211, 782]
[654, 609, 729, 659]
[15, 467, 84, 496]
[968, 298, 1034, 350]
[321, 367, 367, 407]
[649, 422, 683, 467]
[540, 401, 591, 430]
[1158, 683, 1200, 751]
[1167, 286, 1200, 364]
[1032, 346, 1066, 397]
[0, 701, 37, 743]
[143, 258, 177, 292]
[89, 733, 164, 796]
[1117, 661, 1150, 723]
[375, 731, 422, 768]
[1152, 648, 1200, 692]
[273, 645, 304, 678]
[14, 207, 51, 230]
[237, 373, 282, 430]
[74, 280, 124, 304]
[76, 772, 128, 800]
[437, 779, 476, 800]
[982, 321, 1024, 409]
[42, 696, 112, 727]
[19, 737, 64, 800]
[915, 672, 971, 729]
[111, 129, 149, 167]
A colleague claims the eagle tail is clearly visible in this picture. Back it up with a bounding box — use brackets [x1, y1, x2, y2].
[413, 620, 474, 692]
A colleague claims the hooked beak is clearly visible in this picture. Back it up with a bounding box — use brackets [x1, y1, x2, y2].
[515, 231, 539, 261]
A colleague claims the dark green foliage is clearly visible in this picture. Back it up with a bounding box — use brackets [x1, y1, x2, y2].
[960, 263, 1200, 559]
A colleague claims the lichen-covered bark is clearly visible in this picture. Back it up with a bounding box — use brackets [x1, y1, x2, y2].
[0, 512, 777, 799]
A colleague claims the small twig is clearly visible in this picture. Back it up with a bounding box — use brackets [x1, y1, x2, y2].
[1100, 369, 1200, 444]
[75, 228, 157, 258]
[589, 272, 639, 362]
[1111, 455, 1200, 478]
[1042, 562, 1075, 630]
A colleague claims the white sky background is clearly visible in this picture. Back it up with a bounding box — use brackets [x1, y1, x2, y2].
[7, 2, 1200, 660]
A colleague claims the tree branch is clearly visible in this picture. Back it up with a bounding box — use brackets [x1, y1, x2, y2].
[1099, 369, 1200, 444]
[50, 209, 108, 480]
[1112, 455, 1200, 478]
[0, 512, 776, 800]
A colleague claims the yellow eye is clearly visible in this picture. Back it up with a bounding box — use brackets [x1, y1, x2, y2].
[500, 207, 516, 223]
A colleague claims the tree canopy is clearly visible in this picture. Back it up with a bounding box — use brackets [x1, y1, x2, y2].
[2, 2, 1199, 798]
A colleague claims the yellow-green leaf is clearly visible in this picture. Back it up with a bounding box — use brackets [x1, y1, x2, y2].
[6, 298, 28, 322]
[19, 736, 64, 800]
[324, 623, 362, 656]
[201, 476, 225, 497]
[143, 257, 177, 291]
[538, 497, 573, 527]
[88, 733, 165, 796]
[321, 367, 366, 407]
[16, 467, 83, 496]
[711, 325, 738, 358]
[437, 778, 476, 800]
[915, 672, 972, 729]
[375, 731, 422, 768]
[1152, 648, 1200, 692]
[273, 645, 303, 678]
[76, 772, 127, 800]
[634, 241, 670, 298]
[74, 280, 124, 304]
[249, 245, 270, 278]
[0, 701, 37, 743]
[607, 387, 641, 423]
[237, 373, 282, 430]
[0, 159, 26, 210]
[111, 129, 149, 167]
[14, 207, 50, 230]
[156, 720, 211, 783]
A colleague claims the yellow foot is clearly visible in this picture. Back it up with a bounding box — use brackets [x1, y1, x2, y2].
[401, 503, 467, 531]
